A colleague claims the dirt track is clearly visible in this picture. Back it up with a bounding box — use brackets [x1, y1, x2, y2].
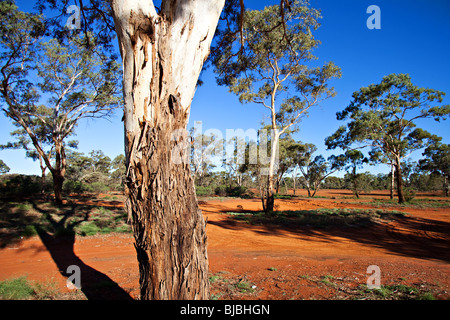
[0, 190, 449, 300]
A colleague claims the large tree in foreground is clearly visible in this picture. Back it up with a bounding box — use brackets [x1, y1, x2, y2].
[326, 74, 449, 203]
[108, 0, 226, 299]
[0, 3, 121, 204]
[211, 0, 341, 212]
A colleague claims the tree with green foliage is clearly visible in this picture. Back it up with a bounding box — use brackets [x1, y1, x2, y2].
[212, 0, 341, 212]
[0, 160, 10, 174]
[0, 3, 121, 204]
[110, 154, 126, 190]
[344, 171, 373, 197]
[295, 142, 344, 197]
[275, 136, 302, 194]
[341, 149, 369, 198]
[419, 141, 449, 197]
[326, 73, 449, 203]
[222, 135, 246, 187]
[190, 129, 222, 187]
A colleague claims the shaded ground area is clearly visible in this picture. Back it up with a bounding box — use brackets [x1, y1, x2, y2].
[0, 190, 449, 300]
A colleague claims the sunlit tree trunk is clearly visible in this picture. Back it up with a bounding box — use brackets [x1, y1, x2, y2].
[395, 156, 405, 204]
[110, 0, 225, 300]
[390, 163, 395, 200]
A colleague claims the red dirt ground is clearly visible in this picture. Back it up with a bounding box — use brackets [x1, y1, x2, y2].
[0, 189, 449, 300]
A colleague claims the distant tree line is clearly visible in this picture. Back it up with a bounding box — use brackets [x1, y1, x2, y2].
[1, 132, 447, 200]
[187, 132, 448, 200]
[0, 150, 125, 198]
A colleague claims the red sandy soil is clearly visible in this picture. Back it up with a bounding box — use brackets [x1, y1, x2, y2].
[0, 189, 449, 300]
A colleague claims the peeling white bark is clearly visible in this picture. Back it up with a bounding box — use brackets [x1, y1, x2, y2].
[109, 0, 225, 300]
[111, 0, 224, 137]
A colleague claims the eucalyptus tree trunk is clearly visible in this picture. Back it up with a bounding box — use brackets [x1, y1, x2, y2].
[51, 141, 66, 205]
[394, 157, 405, 204]
[110, 0, 224, 300]
[265, 132, 279, 213]
[390, 163, 395, 200]
[444, 175, 449, 197]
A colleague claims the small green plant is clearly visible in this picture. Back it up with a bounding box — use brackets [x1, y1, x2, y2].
[210, 293, 223, 300]
[32, 280, 60, 300]
[268, 267, 277, 271]
[235, 280, 255, 293]
[78, 221, 100, 236]
[22, 225, 38, 237]
[320, 275, 336, 287]
[0, 277, 34, 300]
[16, 202, 33, 211]
[209, 275, 221, 283]
[403, 187, 416, 202]
[418, 292, 436, 300]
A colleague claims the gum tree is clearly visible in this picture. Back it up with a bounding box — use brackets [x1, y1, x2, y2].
[295, 142, 344, 197]
[211, 0, 341, 212]
[107, 0, 226, 299]
[327, 73, 449, 203]
[0, 3, 121, 204]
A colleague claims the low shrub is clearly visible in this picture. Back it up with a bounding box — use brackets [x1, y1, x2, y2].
[63, 180, 86, 194]
[0, 174, 42, 198]
[213, 185, 249, 198]
[196, 186, 214, 196]
[84, 182, 109, 194]
[403, 187, 416, 202]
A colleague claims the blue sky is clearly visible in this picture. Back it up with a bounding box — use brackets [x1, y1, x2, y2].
[1, 0, 449, 176]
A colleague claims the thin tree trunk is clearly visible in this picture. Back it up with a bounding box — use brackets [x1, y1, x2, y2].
[38, 155, 47, 196]
[293, 168, 296, 195]
[51, 142, 66, 205]
[52, 172, 63, 205]
[444, 174, 449, 197]
[110, 0, 224, 300]
[352, 166, 360, 198]
[264, 133, 279, 213]
[266, 175, 275, 212]
[395, 157, 405, 204]
[390, 163, 395, 200]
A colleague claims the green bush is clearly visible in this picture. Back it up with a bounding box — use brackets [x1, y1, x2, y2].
[22, 225, 38, 237]
[403, 187, 416, 202]
[195, 186, 214, 196]
[213, 185, 248, 197]
[214, 185, 228, 197]
[227, 186, 248, 197]
[0, 174, 42, 198]
[63, 180, 86, 194]
[84, 182, 109, 194]
[78, 221, 100, 236]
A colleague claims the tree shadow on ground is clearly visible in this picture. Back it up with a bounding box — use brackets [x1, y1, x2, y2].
[29, 201, 133, 300]
[0, 201, 40, 248]
[208, 208, 450, 263]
